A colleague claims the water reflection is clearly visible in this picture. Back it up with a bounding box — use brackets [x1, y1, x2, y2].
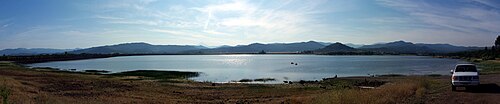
[28, 55, 467, 83]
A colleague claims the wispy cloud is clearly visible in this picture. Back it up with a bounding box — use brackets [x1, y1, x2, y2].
[92, 0, 332, 45]
[191, 0, 329, 42]
[93, 15, 125, 20]
[377, 0, 500, 34]
[147, 29, 186, 36]
[0, 19, 12, 32]
[374, 0, 500, 46]
[2, 0, 498, 49]
[472, 0, 500, 9]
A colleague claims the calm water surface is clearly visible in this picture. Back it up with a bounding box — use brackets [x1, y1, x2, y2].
[28, 55, 468, 83]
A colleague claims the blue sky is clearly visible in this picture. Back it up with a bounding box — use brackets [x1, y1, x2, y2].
[0, 0, 499, 49]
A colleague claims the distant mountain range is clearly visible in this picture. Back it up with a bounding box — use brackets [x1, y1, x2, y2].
[315, 42, 356, 52]
[0, 48, 75, 56]
[317, 42, 363, 48]
[195, 41, 325, 53]
[69, 43, 207, 54]
[0, 41, 483, 56]
[358, 41, 481, 53]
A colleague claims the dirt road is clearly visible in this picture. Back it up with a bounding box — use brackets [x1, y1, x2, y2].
[427, 74, 500, 104]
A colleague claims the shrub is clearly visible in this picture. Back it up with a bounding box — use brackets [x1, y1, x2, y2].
[0, 85, 10, 104]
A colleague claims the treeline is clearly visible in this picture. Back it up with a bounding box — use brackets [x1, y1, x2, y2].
[0, 53, 124, 64]
[318, 51, 391, 55]
[445, 35, 500, 60]
[302, 50, 430, 55]
[0, 53, 194, 64]
[446, 47, 500, 60]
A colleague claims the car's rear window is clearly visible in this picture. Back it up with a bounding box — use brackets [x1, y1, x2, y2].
[455, 65, 477, 72]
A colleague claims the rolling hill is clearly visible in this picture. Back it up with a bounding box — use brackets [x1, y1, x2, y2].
[315, 42, 356, 52]
[1, 41, 483, 55]
[0, 48, 75, 56]
[197, 41, 326, 53]
[70, 43, 207, 54]
[358, 41, 481, 53]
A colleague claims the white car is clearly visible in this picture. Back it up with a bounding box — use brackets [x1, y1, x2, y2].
[450, 64, 480, 91]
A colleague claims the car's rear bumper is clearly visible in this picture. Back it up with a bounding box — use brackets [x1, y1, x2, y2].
[452, 81, 480, 86]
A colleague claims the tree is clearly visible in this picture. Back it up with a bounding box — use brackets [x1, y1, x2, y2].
[496, 35, 500, 47]
[258, 50, 266, 54]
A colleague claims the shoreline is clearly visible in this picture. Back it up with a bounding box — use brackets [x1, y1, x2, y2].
[1, 60, 499, 103]
[2, 53, 433, 64]
[18, 55, 462, 84]
[21, 61, 450, 84]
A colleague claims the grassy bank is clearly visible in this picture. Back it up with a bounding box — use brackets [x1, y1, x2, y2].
[110, 70, 199, 82]
[476, 60, 500, 74]
[313, 77, 437, 103]
[0, 85, 10, 104]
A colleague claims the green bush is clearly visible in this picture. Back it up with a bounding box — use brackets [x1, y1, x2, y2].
[0, 85, 10, 104]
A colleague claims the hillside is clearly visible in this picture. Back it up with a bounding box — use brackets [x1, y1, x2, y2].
[0, 48, 75, 56]
[1, 41, 483, 55]
[415, 43, 481, 53]
[70, 43, 207, 54]
[198, 41, 326, 53]
[358, 41, 479, 53]
[315, 42, 356, 52]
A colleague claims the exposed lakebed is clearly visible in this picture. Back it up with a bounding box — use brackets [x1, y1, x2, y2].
[28, 55, 468, 83]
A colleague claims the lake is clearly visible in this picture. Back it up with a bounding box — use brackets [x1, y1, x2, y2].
[28, 55, 468, 83]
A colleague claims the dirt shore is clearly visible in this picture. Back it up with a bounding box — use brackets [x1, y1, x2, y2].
[0, 62, 322, 104]
[1, 61, 499, 104]
[426, 74, 500, 104]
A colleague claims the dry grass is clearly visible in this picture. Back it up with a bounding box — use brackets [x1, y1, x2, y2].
[313, 77, 432, 104]
[0, 61, 323, 103]
[0, 61, 455, 104]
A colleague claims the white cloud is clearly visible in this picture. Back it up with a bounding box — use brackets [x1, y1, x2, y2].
[378, 0, 500, 33]
[190, 0, 328, 43]
[90, 0, 331, 46]
[94, 15, 125, 20]
[375, 0, 500, 46]
[74, 0, 498, 46]
[148, 29, 186, 36]
[471, 0, 500, 8]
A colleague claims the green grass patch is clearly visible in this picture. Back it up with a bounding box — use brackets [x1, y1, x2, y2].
[477, 60, 500, 74]
[318, 78, 385, 89]
[111, 70, 199, 80]
[427, 74, 442, 77]
[378, 74, 406, 77]
[233, 78, 277, 82]
[0, 62, 25, 70]
[84, 70, 110, 73]
[0, 85, 10, 104]
[253, 78, 276, 82]
[237, 79, 253, 82]
[31, 67, 60, 70]
[300, 86, 322, 90]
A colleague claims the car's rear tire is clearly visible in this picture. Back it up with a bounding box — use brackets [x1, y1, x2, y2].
[452, 86, 456, 91]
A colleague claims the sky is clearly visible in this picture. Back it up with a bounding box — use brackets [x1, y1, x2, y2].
[0, 0, 499, 49]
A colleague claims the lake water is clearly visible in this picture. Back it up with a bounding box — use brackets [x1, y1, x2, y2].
[28, 55, 468, 83]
